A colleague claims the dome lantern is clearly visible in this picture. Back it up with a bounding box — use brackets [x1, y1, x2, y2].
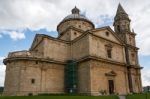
[71, 6, 80, 14]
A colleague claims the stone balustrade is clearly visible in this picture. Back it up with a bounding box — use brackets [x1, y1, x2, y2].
[8, 50, 43, 58]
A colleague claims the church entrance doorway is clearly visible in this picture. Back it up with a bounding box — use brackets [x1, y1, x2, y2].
[108, 80, 114, 94]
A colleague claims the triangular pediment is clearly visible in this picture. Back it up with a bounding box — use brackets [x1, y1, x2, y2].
[105, 70, 117, 76]
[30, 34, 43, 50]
[91, 26, 123, 45]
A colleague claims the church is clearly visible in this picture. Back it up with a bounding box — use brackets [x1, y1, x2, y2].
[3, 4, 142, 96]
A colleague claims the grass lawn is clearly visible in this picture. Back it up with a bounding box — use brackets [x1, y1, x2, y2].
[126, 93, 150, 99]
[0, 96, 119, 99]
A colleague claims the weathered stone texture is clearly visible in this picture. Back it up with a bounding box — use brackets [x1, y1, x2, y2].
[3, 61, 21, 96]
[89, 60, 128, 95]
[4, 60, 65, 96]
[57, 20, 94, 34]
[72, 34, 89, 60]
[44, 38, 70, 61]
[78, 61, 91, 94]
[89, 34, 125, 63]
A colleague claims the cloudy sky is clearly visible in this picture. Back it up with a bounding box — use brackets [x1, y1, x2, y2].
[0, 0, 150, 87]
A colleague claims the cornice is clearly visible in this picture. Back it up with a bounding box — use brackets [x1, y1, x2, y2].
[3, 57, 66, 65]
[76, 55, 126, 66]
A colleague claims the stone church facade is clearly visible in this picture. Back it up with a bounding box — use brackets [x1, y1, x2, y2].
[3, 4, 142, 96]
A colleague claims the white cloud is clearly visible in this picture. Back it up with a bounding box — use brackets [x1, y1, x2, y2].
[0, 57, 5, 61]
[0, 30, 25, 40]
[0, 64, 5, 86]
[142, 68, 150, 86]
[0, 57, 5, 86]
[8, 31, 25, 41]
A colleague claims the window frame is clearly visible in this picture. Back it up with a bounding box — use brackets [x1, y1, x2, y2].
[105, 44, 113, 59]
[107, 49, 112, 58]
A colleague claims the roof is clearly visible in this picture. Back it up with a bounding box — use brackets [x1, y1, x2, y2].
[116, 3, 127, 15]
[57, 6, 94, 29]
[63, 6, 91, 22]
[63, 14, 89, 21]
[114, 3, 130, 21]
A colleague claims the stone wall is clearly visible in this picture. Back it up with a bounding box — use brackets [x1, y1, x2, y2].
[92, 29, 120, 44]
[89, 60, 129, 95]
[128, 48, 139, 65]
[130, 68, 142, 93]
[3, 61, 21, 96]
[70, 29, 82, 41]
[43, 38, 70, 62]
[78, 61, 91, 94]
[126, 33, 136, 46]
[59, 28, 82, 41]
[57, 20, 93, 34]
[4, 59, 65, 96]
[30, 35, 44, 52]
[72, 34, 90, 60]
[59, 30, 71, 41]
[89, 34, 125, 63]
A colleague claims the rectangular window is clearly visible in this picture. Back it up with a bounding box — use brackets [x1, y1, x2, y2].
[31, 79, 35, 84]
[107, 49, 112, 58]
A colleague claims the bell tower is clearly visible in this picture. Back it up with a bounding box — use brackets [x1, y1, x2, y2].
[114, 3, 131, 34]
[113, 4, 142, 93]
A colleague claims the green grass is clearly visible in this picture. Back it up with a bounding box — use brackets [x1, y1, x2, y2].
[126, 93, 150, 99]
[1, 93, 150, 99]
[0, 96, 119, 99]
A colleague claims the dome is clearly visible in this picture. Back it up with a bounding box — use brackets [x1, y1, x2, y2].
[62, 6, 92, 23]
[57, 7, 94, 34]
[63, 14, 90, 21]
